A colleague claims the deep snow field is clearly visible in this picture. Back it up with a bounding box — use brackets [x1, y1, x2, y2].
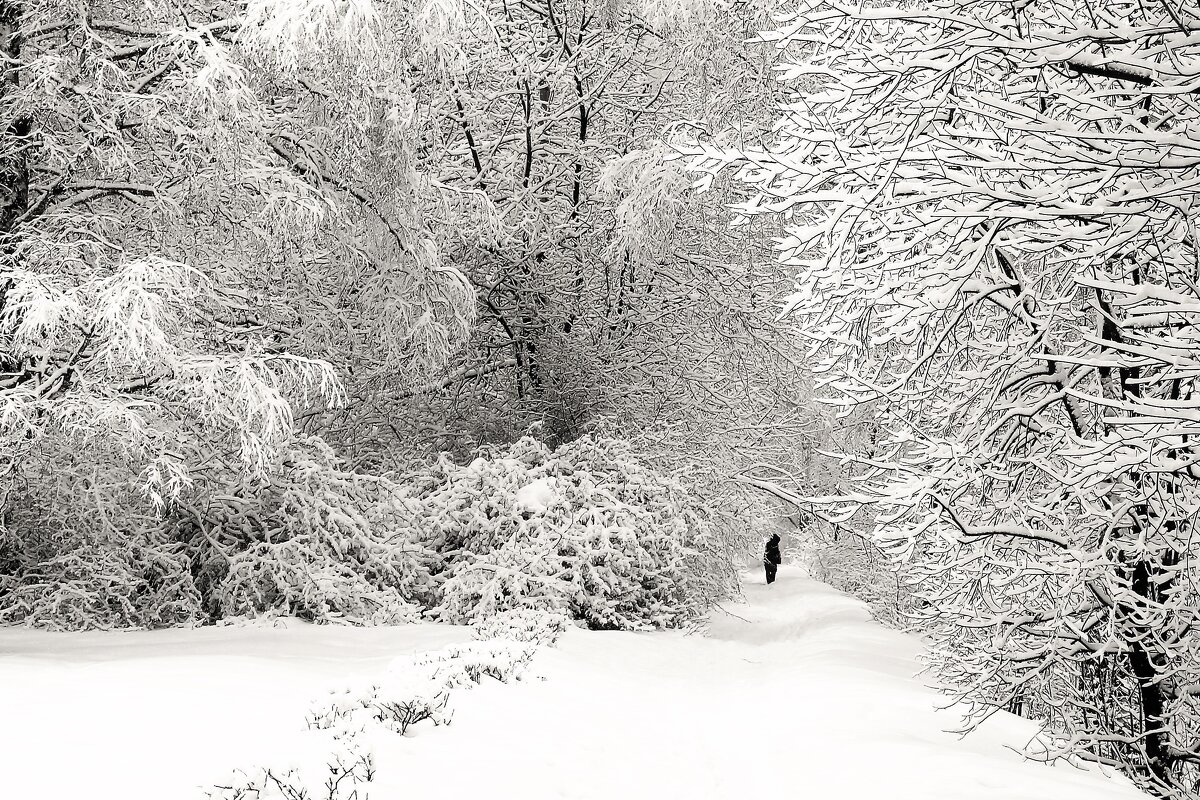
[0, 566, 1149, 799]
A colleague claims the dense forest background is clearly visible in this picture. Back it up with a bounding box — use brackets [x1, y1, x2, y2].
[5, 0, 1200, 798]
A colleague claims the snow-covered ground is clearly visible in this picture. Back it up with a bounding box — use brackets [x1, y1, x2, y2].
[0, 567, 1147, 799]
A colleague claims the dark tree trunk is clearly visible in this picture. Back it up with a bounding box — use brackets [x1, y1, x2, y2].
[0, 1, 27, 236]
[1127, 558, 1173, 789]
[0, 1, 28, 332]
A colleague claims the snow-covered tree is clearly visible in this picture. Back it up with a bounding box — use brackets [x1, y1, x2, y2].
[303, 0, 803, 475]
[686, 0, 1200, 793]
[0, 0, 474, 494]
[0, 0, 480, 506]
[0, 1, 482, 627]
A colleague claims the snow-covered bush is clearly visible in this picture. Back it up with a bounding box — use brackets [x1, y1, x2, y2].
[0, 438, 436, 628]
[411, 435, 735, 629]
[1, 434, 734, 631]
[174, 438, 436, 625]
[0, 525, 202, 631]
[0, 454, 204, 631]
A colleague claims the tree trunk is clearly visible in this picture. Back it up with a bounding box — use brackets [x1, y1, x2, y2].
[0, 1, 27, 236]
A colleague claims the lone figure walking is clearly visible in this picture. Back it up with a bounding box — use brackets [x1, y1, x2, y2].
[764, 533, 782, 585]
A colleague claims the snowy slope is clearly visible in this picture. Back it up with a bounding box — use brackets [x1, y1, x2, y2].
[0, 567, 1147, 799]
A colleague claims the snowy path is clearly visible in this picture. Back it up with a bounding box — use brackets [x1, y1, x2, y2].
[0, 567, 1147, 799]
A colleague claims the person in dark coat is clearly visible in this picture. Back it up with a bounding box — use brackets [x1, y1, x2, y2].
[764, 533, 782, 584]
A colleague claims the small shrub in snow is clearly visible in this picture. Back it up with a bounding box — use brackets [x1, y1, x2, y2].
[309, 681, 450, 738]
[308, 640, 539, 740]
[368, 697, 444, 736]
[232, 640, 541, 800]
[415, 640, 539, 687]
[309, 672, 452, 738]
[471, 608, 570, 645]
[208, 749, 374, 800]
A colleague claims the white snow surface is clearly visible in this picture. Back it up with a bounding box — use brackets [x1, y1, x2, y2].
[515, 476, 557, 513]
[0, 567, 1147, 799]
